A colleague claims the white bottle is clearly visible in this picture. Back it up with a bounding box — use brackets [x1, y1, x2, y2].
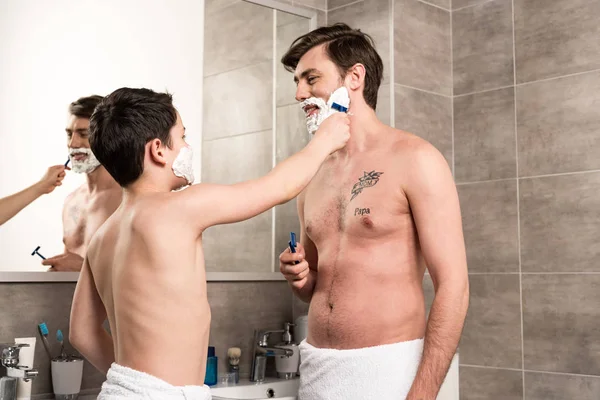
[275, 323, 300, 379]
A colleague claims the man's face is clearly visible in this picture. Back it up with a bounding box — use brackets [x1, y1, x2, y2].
[66, 115, 102, 174]
[65, 115, 91, 157]
[294, 44, 345, 134]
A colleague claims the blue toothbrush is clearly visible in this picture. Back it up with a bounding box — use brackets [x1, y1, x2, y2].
[56, 330, 66, 359]
[37, 322, 53, 360]
[288, 232, 300, 265]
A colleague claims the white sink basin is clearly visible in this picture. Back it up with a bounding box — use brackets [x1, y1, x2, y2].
[211, 378, 298, 400]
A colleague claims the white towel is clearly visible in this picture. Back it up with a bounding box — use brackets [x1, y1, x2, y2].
[298, 338, 423, 400]
[98, 363, 212, 400]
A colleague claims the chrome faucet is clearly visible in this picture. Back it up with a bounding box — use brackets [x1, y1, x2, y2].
[250, 328, 294, 382]
[1, 343, 39, 381]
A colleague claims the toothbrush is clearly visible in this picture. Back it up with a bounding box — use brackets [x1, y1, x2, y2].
[37, 322, 53, 360]
[288, 232, 300, 265]
[56, 330, 66, 359]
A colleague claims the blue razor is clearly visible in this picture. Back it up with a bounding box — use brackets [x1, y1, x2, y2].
[331, 102, 348, 113]
[31, 246, 46, 260]
[64, 158, 70, 167]
[288, 232, 300, 265]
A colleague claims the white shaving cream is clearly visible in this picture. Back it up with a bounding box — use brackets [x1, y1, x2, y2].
[69, 147, 101, 174]
[300, 87, 350, 137]
[172, 146, 194, 185]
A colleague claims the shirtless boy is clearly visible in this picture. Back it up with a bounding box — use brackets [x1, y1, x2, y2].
[69, 87, 349, 399]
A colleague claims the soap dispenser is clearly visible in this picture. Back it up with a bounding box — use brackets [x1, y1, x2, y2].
[275, 323, 300, 379]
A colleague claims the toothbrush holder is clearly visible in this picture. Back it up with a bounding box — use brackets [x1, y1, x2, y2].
[51, 356, 83, 400]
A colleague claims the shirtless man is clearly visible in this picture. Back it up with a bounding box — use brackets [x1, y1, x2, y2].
[42, 96, 122, 271]
[278, 24, 469, 400]
[0, 165, 67, 226]
[69, 88, 349, 399]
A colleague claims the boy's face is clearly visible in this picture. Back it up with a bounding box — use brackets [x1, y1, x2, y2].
[167, 112, 194, 190]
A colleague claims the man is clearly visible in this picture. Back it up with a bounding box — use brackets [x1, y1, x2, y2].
[42, 96, 122, 271]
[278, 24, 469, 400]
[0, 165, 67, 226]
[69, 88, 349, 399]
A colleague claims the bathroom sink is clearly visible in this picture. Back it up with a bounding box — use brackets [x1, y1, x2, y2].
[211, 378, 298, 400]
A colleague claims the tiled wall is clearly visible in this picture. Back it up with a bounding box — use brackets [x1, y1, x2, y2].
[328, 0, 600, 399]
[0, 281, 292, 396]
[452, 0, 600, 398]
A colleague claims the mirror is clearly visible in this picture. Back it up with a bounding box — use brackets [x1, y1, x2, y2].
[0, 0, 316, 279]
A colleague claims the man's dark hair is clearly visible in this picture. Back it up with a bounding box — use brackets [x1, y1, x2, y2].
[69, 95, 104, 119]
[281, 23, 383, 110]
[89, 88, 177, 187]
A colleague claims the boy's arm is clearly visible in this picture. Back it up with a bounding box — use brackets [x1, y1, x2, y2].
[177, 113, 349, 232]
[70, 257, 114, 374]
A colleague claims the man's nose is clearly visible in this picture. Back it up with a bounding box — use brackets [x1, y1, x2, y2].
[69, 134, 82, 148]
[295, 84, 310, 103]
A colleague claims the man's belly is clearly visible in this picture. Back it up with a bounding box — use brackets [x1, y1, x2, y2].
[307, 257, 426, 349]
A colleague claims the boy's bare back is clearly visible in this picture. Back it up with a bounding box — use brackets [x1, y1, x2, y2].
[88, 194, 210, 386]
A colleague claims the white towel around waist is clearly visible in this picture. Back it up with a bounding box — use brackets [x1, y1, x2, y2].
[98, 363, 212, 400]
[298, 338, 423, 400]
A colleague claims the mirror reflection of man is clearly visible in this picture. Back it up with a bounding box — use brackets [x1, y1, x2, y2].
[43, 96, 122, 271]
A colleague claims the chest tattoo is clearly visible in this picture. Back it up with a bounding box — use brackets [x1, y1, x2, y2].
[350, 170, 384, 201]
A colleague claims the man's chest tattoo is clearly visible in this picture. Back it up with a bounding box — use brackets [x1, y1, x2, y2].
[350, 170, 384, 201]
[354, 207, 370, 216]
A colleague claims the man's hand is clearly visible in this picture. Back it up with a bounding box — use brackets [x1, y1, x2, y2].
[279, 243, 310, 289]
[36, 165, 69, 195]
[43, 252, 84, 271]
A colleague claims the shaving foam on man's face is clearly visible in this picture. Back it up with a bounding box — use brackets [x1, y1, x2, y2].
[300, 87, 350, 136]
[172, 145, 194, 186]
[69, 148, 101, 174]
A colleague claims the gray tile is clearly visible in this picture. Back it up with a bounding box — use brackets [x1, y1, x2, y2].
[207, 282, 293, 373]
[328, 0, 356, 9]
[0, 283, 104, 395]
[525, 371, 600, 400]
[277, 19, 312, 107]
[516, 71, 600, 176]
[423, 274, 435, 318]
[276, 105, 309, 162]
[515, 0, 600, 84]
[452, 0, 514, 95]
[460, 275, 522, 368]
[452, 0, 492, 9]
[519, 172, 600, 273]
[203, 62, 273, 140]
[376, 84, 391, 125]
[457, 180, 519, 273]
[522, 274, 600, 375]
[328, 0, 391, 84]
[275, 198, 301, 271]
[460, 366, 523, 400]
[422, 0, 451, 10]
[202, 131, 274, 273]
[395, 0, 452, 95]
[454, 87, 516, 182]
[277, 10, 309, 27]
[293, 0, 327, 11]
[293, 295, 310, 320]
[205, 0, 240, 15]
[204, 1, 272, 77]
[202, 130, 273, 184]
[394, 85, 452, 166]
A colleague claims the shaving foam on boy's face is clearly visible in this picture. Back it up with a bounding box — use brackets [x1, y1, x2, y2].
[300, 86, 350, 136]
[172, 145, 194, 186]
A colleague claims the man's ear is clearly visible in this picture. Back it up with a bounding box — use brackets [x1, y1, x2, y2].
[345, 63, 366, 91]
[148, 138, 167, 166]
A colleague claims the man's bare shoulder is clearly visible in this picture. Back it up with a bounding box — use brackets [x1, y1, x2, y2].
[387, 128, 448, 170]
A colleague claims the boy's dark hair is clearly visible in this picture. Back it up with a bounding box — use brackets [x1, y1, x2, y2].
[69, 95, 104, 119]
[89, 88, 176, 187]
[281, 23, 383, 110]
